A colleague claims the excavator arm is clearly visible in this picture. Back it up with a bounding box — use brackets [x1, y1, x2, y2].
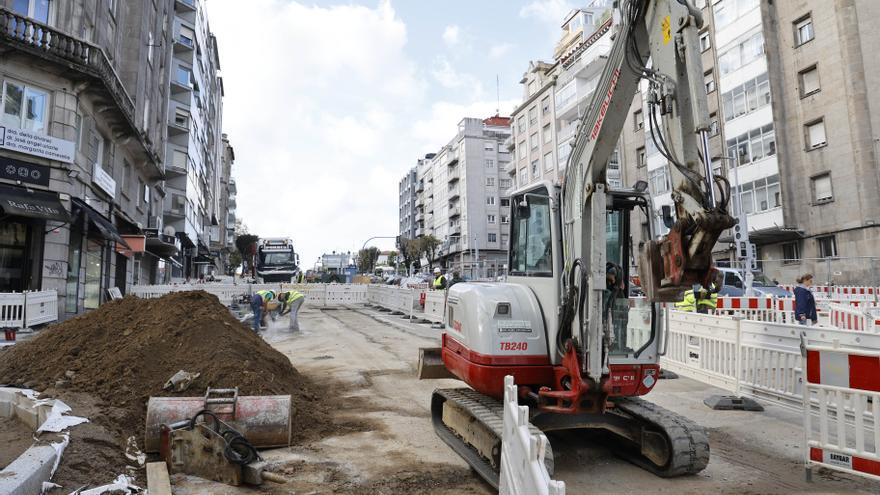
[560, 0, 735, 379]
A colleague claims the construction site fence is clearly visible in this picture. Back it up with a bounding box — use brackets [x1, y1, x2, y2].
[0, 290, 58, 330]
[803, 344, 880, 482]
[499, 375, 565, 495]
[128, 283, 369, 307]
[755, 257, 880, 289]
[661, 310, 880, 411]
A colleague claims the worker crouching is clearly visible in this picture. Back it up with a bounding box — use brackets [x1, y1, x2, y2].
[251, 290, 276, 332]
[675, 284, 718, 314]
[278, 290, 305, 331]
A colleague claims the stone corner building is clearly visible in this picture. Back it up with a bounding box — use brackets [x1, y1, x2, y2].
[0, 0, 233, 319]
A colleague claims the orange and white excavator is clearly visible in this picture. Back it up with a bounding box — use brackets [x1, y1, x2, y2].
[419, 0, 735, 488]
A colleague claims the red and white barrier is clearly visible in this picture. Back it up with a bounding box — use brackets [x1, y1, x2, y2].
[803, 345, 880, 482]
[713, 297, 797, 324]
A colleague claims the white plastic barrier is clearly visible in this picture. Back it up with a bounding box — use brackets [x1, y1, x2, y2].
[0, 293, 26, 329]
[24, 290, 58, 327]
[422, 291, 446, 325]
[499, 375, 565, 495]
[129, 283, 368, 308]
[829, 303, 880, 332]
[803, 345, 880, 482]
[713, 297, 797, 324]
[662, 311, 880, 410]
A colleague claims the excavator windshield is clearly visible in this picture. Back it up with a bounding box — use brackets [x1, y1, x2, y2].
[509, 188, 553, 278]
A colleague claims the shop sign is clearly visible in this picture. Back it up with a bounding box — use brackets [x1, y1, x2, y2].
[92, 162, 116, 198]
[0, 156, 50, 186]
[0, 125, 75, 163]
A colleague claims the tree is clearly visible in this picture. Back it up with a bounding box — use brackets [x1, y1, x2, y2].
[387, 250, 399, 267]
[357, 246, 381, 273]
[420, 235, 441, 270]
[399, 238, 419, 269]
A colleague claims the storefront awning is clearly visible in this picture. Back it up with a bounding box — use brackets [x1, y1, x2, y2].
[0, 184, 70, 222]
[71, 198, 130, 249]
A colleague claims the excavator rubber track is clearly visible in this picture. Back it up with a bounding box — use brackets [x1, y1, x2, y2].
[431, 388, 554, 489]
[612, 396, 711, 477]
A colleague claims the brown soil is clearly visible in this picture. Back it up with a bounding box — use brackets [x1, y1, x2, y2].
[0, 291, 348, 488]
[0, 415, 34, 469]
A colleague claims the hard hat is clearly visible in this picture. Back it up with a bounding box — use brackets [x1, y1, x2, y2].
[434, 267, 441, 274]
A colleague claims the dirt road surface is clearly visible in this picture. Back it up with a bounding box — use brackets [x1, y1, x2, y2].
[173, 306, 875, 494]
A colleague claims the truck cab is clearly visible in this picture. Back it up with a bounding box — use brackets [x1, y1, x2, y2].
[256, 238, 299, 283]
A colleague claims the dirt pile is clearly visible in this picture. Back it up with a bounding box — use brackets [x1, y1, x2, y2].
[0, 291, 327, 442]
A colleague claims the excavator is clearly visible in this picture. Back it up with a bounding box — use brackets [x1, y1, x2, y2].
[418, 0, 736, 488]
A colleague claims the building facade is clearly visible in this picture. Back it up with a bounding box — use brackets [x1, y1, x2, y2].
[162, 0, 225, 280]
[398, 166, 417, 241]
[403, 116, 512, 279]
[215, 133, 236, 274]
[0, 0, 234, 319]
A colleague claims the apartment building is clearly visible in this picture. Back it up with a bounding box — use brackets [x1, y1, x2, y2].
[162, 0, 225, 280]
[0, 0, 174, 315]
[403, 117, 512, 278]
[398, 166, 417, 241]
[216, 133, 236, 274]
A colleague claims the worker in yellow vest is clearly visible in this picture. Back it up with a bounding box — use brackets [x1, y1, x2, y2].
[675, 285, 718, 314]
[251, 290, 275, 332]
[432, 267, 447, 290]
[278, 290, 305, 331]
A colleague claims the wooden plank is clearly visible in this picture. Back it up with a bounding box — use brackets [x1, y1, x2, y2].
[146, 462, 173, 495]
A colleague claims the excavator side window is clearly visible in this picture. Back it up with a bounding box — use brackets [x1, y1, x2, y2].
[509, 189, 552, 278]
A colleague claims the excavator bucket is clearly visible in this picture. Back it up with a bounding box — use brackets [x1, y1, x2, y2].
[639, 224, 725, 302]
[418, 347, 457, 380]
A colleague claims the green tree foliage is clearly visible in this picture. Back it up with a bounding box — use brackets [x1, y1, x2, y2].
[357, 246, 381, 273]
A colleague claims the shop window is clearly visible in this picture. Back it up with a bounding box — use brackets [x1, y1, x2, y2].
[84, 238, 104, 309]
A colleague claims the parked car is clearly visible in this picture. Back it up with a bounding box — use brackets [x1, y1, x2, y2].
[716, 267, 793, 297]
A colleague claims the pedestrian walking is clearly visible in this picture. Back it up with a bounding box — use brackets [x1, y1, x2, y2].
[794, 273, 818, 326]
[251, 289, 275, 332]
[278, 290, 305, 331]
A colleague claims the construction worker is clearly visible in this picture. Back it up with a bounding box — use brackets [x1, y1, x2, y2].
[277, 290, 306, 331]
[675, 285, 718, 314]
[432, 267, 447, 290]
[296, 271, 305, 284]
[251, 289, 275, 332]
[447, 270, 464, 289]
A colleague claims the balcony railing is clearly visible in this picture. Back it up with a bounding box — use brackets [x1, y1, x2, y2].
[0, 8, 160, 177]
[449, 207, 461, 218]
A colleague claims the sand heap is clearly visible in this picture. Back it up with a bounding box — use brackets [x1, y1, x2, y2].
[0, 291, 318, 439]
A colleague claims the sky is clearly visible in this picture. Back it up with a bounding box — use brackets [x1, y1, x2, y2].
[205, 0, 581, 268]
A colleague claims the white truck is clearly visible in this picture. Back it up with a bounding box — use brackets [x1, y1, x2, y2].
[256, 238, 299, 283]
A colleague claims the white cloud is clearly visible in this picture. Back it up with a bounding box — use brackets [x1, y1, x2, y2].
[431, 56, 484, 92]
[206, 0, 426, 264]
[442, 24, 460, 46]
[412, 99, 519, 152]
[489, 43, 515, 59]
[519, 0, 576, 26]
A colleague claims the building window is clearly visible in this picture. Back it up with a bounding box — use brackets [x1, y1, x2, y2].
[704, 70, 715, 94]
[542, 124, 552, 144]
[175, 108, 190, 128]
[528, 106, 537, 126]
[543, 152, 553, 172]
[721, 72, 770, 122]
[486, 177, 495, 187]
[2, 80, 48, 133]
[484, 141, 495, 151]
[699, 31, 711, 52]
[530, 133, 538, 150]
[633, 109, 644, 131]
[501, 215, 509, 224]
[718, 31, 764, 76]
[648, 166, 670, 194]
[11, 0, 52, 24]
[798, 65, 820, 97]
[528, 81, 537, 96]
[734, 174, 781, 213]
[488, 233, 497, 243]
[487, 196, 496, 206]
[517, 115, 526, 133]
[817, 235, 837, 258]
[541, 96, 551, 115]
[518, 140, 526, 161]
[501, 233, 509, 247]
[812, 173, 832, 203]
[726, 124, 776, 166]
[637, 147, 646, 168]
[805, 119, 826, 150]
[519, 168, 528, 185]
[794, 15, 814, 46]
[709, 113, 720, 136]
[485, 158, 495, 168]
[488, 214, 496, 224]
[500, 179, 511, 190]
[531, 159, 539, 178]
[782, 242, 801, 264]
[714, 0, 759, 29]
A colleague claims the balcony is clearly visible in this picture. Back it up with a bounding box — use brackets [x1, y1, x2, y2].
[448, 187, 460, 200]
[448, 167, 460, 183]
[415, 228, 424, 237]
[415, 210, 425, 221]
[449, 207, 461, 218]
[450, 225, 462, 236]
[173, 33, 194, 53]
[0, 8, 161, 178]
[175, 0, 196, 12]
[416, 182, 424, 193]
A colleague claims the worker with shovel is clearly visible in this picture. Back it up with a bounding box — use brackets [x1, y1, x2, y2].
[277, 290, 305, 331]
